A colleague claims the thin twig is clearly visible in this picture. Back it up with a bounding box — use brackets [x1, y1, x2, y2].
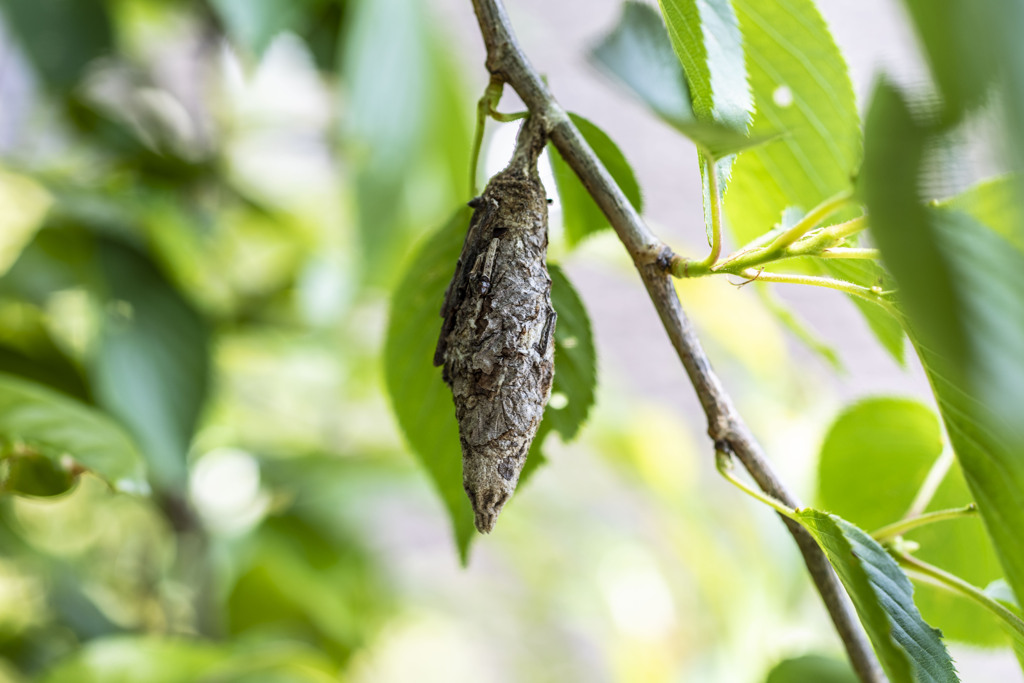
[466, 1, 883, 681]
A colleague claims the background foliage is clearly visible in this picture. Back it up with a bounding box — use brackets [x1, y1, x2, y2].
[0, 0, 1022, 681]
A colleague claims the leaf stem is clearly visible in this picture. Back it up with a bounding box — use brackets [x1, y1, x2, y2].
[896, 552, 1024, 642]
[715, 450, 796, 519]
[767, 190, 854, 251]
[817, 247, 880, 259]
[694, 155, 724, 270]
[470, 77, 532, 195]
[872, 504, 978, 541]
[903, 448, 955, 520]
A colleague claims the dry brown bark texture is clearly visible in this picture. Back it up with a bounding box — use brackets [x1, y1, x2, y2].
[435, 115, 555, 534]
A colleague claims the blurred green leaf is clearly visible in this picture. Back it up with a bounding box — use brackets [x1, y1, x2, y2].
[986, 579, 1021, 612]
[764, 654, 857, 683]
[0, 373, 146, 493]
[817, 398, 941, 532]
[816, 397, 1006, 645]
[753, 284, 843, 370]
[0, 228, 211, 491]
[91, 240, 210, 491]
[227, 512, 388, 665]
[725, 0, 860, 244]
[2, 451, 73, 497]
[795, 510, 957, 683]
[899, 1, 1024, 235]
[589, 2, 759, 159]
[341, 0, 471, 282]
[384, 208, 476, 559]
[210, 0, 304, 58]
[0, 307, 92, 403]
[863, 80, 1024, 614]
[548, 113, 643, 247]
[860, 82, 965, 367]
[0, 0, 112, 95]
[38, 637, 227, 683]
[941, 176, 1024, 251]
[899, 1, 992, 122]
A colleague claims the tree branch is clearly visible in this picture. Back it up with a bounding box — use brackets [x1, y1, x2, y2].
[467, 1, 882, 681]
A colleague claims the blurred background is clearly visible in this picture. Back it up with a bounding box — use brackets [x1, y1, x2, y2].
[0, 0, 1017, 680]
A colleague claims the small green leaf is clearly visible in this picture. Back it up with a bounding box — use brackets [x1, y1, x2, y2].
[817, 398, 941, 532]
[816, 397, 1006, 645]
[384, 209, 476, 558]
[0, 373, 146, 493]
[589, 2, 758, 159]
[795, 510, 958, 683]
[548, 113, 643, 247]
[764, 654, 858, 683]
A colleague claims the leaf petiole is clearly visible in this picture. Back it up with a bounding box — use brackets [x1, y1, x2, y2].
[872, 504, 978, 542]
[895, 551, 1024, 643]
[715, 449, 796, 519]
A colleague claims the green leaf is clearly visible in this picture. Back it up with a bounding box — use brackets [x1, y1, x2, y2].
[818, 258, 906, 365]
[725, 0, 860, 244]
[940, 176, 1024, 252]
[817, 398, 941, 531]
[91, 241, 211, 491]
[384, 208, 476, 558]
[912, 465, 1008, 645]
[385, 215, 599, 555]
[521, 265, 598, 485]
[816, 397, 1006, 645]
[764, 654, 858, 683]
[39, 637, 228, 683]
[544, 266, 597, 442]
[0, 0, 112, 96]
[860, 82, 965, 368]
[227, 512, 389, 664]
[658, 0, 751, 129]
[341, 0, 470, 283]
[548, 113, 643, 247]
[0, 228, 211, 491]
[863, 80, 1024, 614]
[210, 0, 306, 59]
[589, 2, 758, 158]
[899, 1, 992, 121]
[795, 510, 958, 683]
[0, 373, 146, 493]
